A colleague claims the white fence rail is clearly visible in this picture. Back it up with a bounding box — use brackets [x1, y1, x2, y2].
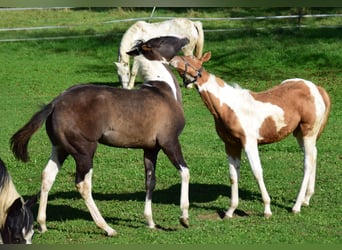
[1, 9, 342, 42]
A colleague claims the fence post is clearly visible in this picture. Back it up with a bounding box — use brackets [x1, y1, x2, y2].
[297, 7, 304, 29]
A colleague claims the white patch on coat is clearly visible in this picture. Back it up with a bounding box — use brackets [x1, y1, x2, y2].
[136, 55, 177, 100]
[198, 74, 287, 142]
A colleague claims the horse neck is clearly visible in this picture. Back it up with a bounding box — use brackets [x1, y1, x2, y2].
[119, 23, 144, 64]
[138, 57, 181, 102]
[0, 177, 21, 228]
[196, 71, 239, 118]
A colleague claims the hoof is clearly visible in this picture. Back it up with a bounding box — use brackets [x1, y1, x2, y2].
[38, 225, 47, 233]
[224, 211, 234, 219]
[302, 201, 310, 207]
[106, 229, 118, 237]
[292, 209, 301, 214]
[180, 217, 189, 228]
[264, 213, 272, 219]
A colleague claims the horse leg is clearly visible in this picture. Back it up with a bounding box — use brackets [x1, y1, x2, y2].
[292, 136, 317, 213]
[244, 140, 272, 217]
[224, 144, 242, 218]
[161, 141, 190, 228]
[74, 151, 116, 236]
[143, 148, 159, 228]
[128, 58, 138, 89]
[37, 145, 68, 233]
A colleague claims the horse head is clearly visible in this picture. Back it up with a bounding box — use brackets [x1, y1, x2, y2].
[1, 195, 37, 244]
[114, 61, 130, 89]
[170, 51, 211, 88]
[0, 158, 37, 244]
[126, 36, 190, 61]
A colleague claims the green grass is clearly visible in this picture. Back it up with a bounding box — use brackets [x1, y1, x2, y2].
[0, 8, 341, 244]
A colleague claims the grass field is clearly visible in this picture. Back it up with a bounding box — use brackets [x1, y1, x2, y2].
[0, 8, 341, 244]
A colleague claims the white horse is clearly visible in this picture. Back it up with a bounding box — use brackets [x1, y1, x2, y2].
[115, 18, 204, 89]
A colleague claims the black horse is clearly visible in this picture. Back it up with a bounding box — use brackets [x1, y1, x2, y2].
[0, 158, 36, 244]
[10, 36, 190, 236]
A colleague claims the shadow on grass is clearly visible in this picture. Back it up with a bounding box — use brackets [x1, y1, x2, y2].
[31, 182, 293, 228]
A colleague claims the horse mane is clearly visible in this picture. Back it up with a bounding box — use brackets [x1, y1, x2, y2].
[0, 159, 21, 229]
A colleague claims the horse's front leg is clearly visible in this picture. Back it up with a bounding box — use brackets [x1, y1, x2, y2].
[178, 165, 190, 227]
[244, 140, 272, 217]
[224, 144, 242, 218]
[162, 141, 190, 228]
[143, 148, 159, 228]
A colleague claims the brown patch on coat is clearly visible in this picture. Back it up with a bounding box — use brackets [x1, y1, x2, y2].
[250, 80, 319, 142]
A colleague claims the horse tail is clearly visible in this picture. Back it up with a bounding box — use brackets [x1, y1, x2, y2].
[316, 86, 331, 140]
[10, 103, 54, 162]
[193, 21, 204, 58]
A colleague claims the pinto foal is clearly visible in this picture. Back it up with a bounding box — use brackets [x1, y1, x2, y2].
[170, 52, 331, 218]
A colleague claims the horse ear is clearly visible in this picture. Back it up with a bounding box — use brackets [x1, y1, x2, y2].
[201, 52, 211, 63]
[7, 197, 24, 215]
[25, 193, 39, 208]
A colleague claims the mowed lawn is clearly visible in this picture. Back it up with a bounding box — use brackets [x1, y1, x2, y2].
[0, 8, 341, 244]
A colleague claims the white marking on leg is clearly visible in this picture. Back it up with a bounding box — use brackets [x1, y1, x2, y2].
[179, 165, 190, 226]
[76, 169, 117, 236]
[225, 155, 240, 218]
[304, 145, 317, 205]
[293, 138, 317, 213]
[144, 197, 155, 228]
[245, 141, 272, 217]
[37, 147, 60, 233]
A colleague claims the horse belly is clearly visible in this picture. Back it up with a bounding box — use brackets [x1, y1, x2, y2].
[100, 130, 155, 148]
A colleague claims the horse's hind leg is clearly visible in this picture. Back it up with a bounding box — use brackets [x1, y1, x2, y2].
[37, 145, 68, 233]
[162, 141, 190, 228]
[74, 151, 117, 236]
[293, 136, 317, 213]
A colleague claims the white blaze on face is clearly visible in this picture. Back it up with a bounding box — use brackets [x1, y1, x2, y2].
[23, 226, 34, 244]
